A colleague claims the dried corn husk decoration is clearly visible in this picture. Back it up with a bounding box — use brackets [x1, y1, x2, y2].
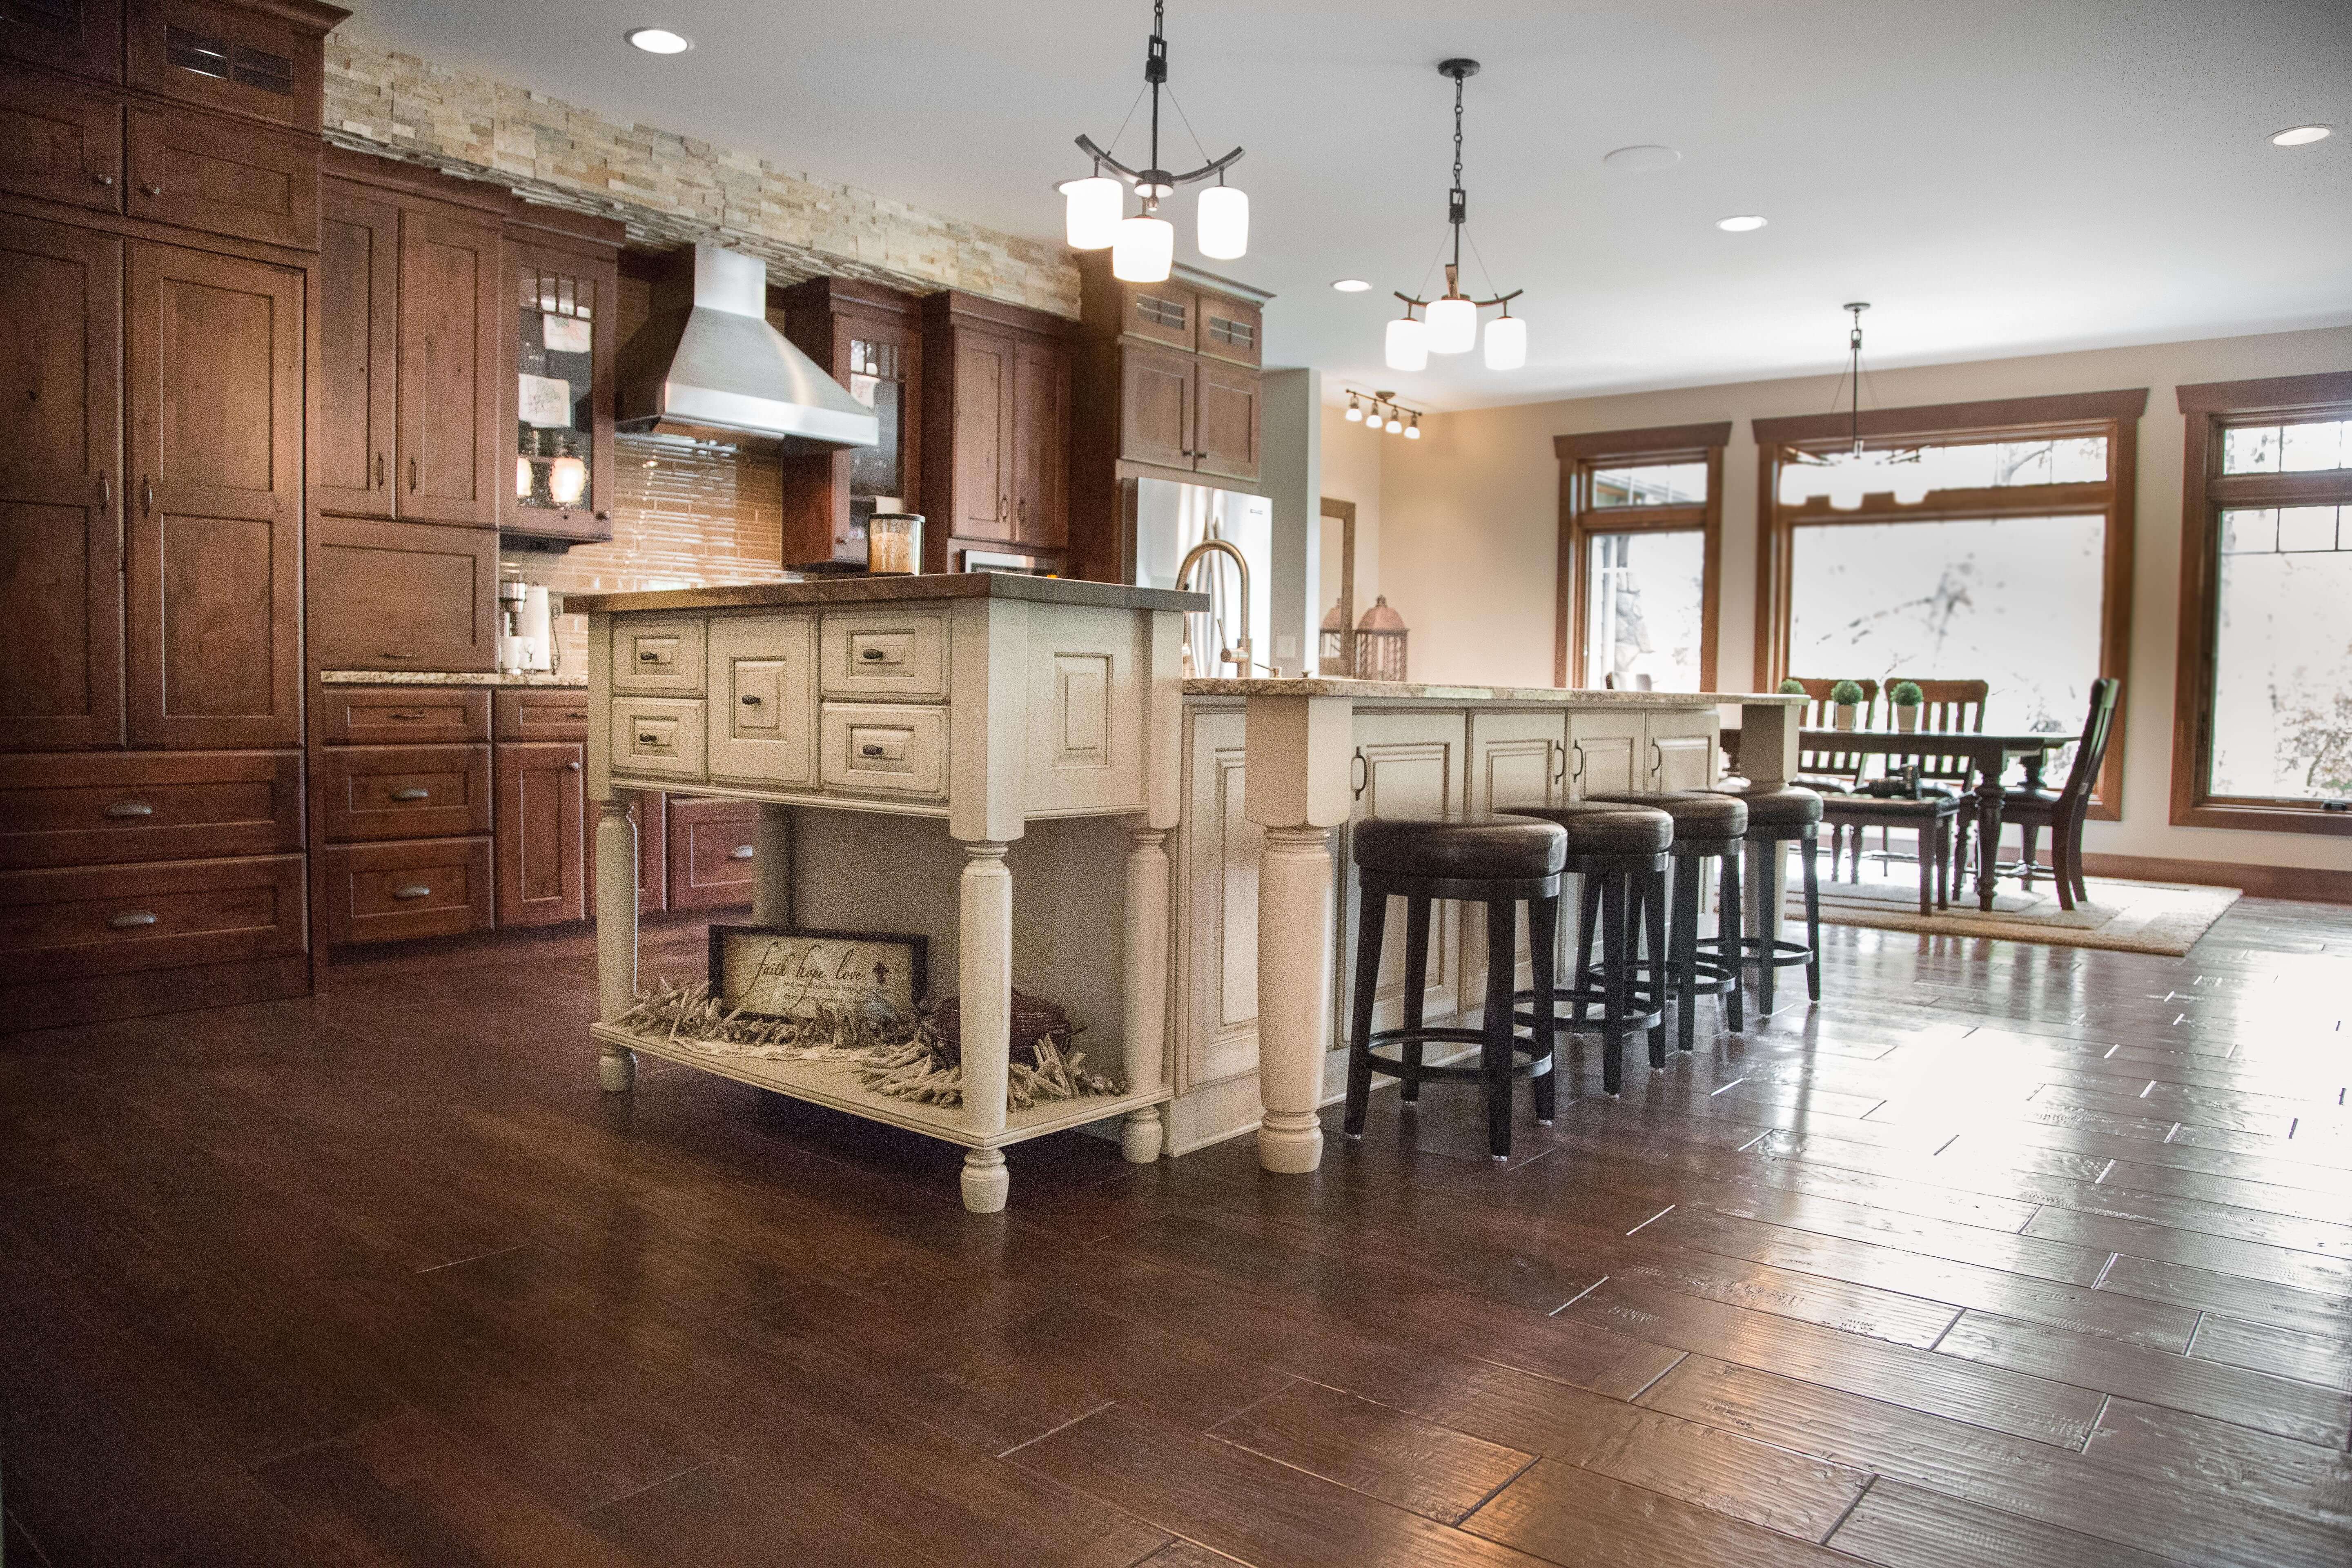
[612, 979, 1122, 1109]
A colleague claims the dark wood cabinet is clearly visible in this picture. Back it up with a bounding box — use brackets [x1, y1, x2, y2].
[0, 748, 302, 869]
[920, 290, 1072, 572]
[494, 739, 584, 926]
[948, 324, 1014, 542]
[665, 795, 758, 911]
[1194, 356, 1261, 481]
[125, 237, 301, 749]
[396, 201, 501, 528]
[493, 687, 590, 744]
[308, 515, 499, 673]
[500, 226, 619, 544]
[125, 103, 317, 249]
[0, 0, 122, 81]
[777, 275, 921, 568]
[1117, 341, 1194, 473]
[0, 62, 122, 211]
[323, 835, 491, 944]
[1011, 337, 1068, 548]
[313, 184, 396, 514]
[0, 213, 122, 752]
[317, 684, 488, 746]
[124, 0, 336, 132]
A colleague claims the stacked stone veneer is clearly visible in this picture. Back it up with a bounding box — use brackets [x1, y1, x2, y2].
[322, 29, 1079, 318]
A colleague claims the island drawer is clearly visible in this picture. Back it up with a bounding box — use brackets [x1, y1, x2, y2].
[318, 687, 491, 746]
[611, 618, 706, 695]
[0, 751, 303, 869]
[0, 854, 307, 980]
[610, 699, 706, 781]
[319, 744, 492, 843]
[495, 688, 592, 742]
[819, 703, 948, 798]
[819, 610, 949, 701]
[323, 837, 492, 944]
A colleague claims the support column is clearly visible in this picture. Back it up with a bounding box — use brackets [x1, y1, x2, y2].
[958, 840, 1013, 1212]
[594, 793, 639, 1091]
[1738, 699, 1797, 1001]
[751, 802, 792, 927]
[1120, 824, 1171, 1163]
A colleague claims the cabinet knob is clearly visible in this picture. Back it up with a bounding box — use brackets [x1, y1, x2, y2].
[859, 647, 885, 662]
[860, 744, 884, 757]
[567, 759, 582, 771]
[93, 172, 114, 187]
[141, 183, 162, 196]
[389, 787, 432, 802]
[103, 800, 154, 819]
[109, 911, 158, 929]
[392, 884, 432, 900]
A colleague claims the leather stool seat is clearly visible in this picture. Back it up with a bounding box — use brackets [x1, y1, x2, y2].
[1500, 801, 1672, 858]
[1354, 813, 1566, 881]
[1718, 784, 1822, 829]
[1583, 789, 1747, 841]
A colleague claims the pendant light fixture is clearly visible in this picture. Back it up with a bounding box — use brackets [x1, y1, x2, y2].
[1388, 60, 1524, 373]
[1344, 389, 1423, 439]
[1783, 304, 1939, 509]
[1061, 1, 1246, 283]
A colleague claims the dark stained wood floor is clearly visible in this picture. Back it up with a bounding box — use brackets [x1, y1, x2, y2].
[4, 900, 2351, 1566]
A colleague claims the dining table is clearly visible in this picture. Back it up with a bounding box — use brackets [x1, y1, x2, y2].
[1723, 724, 2079, 911]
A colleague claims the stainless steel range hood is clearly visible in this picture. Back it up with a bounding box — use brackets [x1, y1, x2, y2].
[615, 245, 879, 454]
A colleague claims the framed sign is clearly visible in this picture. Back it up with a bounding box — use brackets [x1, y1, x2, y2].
[708, 927, 927, 1023]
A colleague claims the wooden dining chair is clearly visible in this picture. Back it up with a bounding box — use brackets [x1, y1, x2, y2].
[1951, 678, 2120, 912]
[1786, 677, 1879, 793]
[1839, 676, 1989, 880]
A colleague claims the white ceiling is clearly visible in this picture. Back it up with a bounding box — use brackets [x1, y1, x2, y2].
[348, 0, 2351, 410]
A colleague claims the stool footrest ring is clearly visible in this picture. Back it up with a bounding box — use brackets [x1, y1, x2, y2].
[1360, 1026, 1553, 1085]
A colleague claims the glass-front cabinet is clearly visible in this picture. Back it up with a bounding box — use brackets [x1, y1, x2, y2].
[501, 236, 615, 543]
[777, 275, 922, 569]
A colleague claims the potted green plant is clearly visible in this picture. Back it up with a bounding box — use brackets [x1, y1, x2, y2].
[1777, 678, 1808, 695]
[1889, 679, 1924, 733]
[1830, 679, 1866, 730]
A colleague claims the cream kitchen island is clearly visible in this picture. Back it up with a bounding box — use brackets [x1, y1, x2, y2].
[577, 572, 1806, 1210]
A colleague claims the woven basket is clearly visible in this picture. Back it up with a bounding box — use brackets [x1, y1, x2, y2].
[927, 990, 1070, 1054]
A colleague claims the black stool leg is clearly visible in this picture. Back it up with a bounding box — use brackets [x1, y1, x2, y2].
[1600, 871, 1629, 1096]
[1398, 895, 1432, 1104]
[1673, 852, 1700, 1054]
[1573, 873, 1601, 1025]
[1644, 869, 1670, 1070]
[1802, 826, 1823, 1003]
[1751, 838, 1775, 1018]
[1343, 881, 1386, 1138]
[1719, 842, 1744, 1032]
[1483, 895, 1517, 1160]
[1528, 892, 1559, 1124]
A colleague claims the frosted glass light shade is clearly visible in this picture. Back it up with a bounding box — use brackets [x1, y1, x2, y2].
[1403, 419, 1421, 439]
[516, 455, 533, 499]
[1197, 184, 1248, 260]
[1385, 415, 1403, 434]
[549, 454, 588, 506]
[1425, 295, 1477, 354]
[1111, 215, 1175, 282]
[1061, 176, 1122, 249]
[1483, 313, 1527, 371]
[1345, 403, 1364, 422]
[1384, 316, 1428, 372]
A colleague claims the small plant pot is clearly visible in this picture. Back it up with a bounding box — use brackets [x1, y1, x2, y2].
[1894, 706, 1919, 733]
[1835, 703, 1859, 731]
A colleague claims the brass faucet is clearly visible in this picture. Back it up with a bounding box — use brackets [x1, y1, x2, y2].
[1175, 537, 1253, 675]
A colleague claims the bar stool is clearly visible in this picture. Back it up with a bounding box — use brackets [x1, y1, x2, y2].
[1714, 784, 1824, 1015]
[1584, 789, 1748, 1052]
[1501, 802, 1675, 1097]
[1343, 813, 1567, 1161]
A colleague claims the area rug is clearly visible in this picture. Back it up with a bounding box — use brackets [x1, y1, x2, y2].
[1786, 857, 2241, 955]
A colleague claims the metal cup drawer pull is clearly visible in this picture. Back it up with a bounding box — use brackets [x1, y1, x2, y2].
[109, 911, 158, 929]
[103, 800, 154, 818]
[389, 787, 432, 801]
[728, 844, 756, 860]
[392, 884, 432, 900]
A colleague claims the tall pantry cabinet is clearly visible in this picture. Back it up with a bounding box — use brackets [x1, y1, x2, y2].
[0, 0, 345, 1031]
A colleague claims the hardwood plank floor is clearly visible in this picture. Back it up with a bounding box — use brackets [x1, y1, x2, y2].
[2, 899, 2350, 1565]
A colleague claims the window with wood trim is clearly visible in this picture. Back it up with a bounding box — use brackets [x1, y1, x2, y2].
[1753, 389, 2143, 818]
[2173, 371, 2352, 835]
[1554, 422, 1730, 691]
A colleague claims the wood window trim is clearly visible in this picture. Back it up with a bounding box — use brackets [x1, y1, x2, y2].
[1752, 388, 2146, 820]
[2169, 370, 2352, 836]
[1320, 496, 1357, 677]
[1554, 421, 1731, 690]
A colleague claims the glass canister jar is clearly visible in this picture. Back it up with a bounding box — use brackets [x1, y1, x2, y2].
[867, 512, 924, 575]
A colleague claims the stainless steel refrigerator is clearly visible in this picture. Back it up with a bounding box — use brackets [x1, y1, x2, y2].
[1128, 476, 1273, 678]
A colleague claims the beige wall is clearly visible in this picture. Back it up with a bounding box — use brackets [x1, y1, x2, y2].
[1317, 405, 1385, 641]
[1368, 325, 2352, 872]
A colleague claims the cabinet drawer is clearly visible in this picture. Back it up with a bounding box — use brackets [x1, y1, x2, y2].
[708, 615, 815, 784]
[819, 703, 947, 798]
[127, 105, 317, 249]
[610, 698, 705, 781]
[317, 686, 490, 746]
[323, 837, 491, 944]
[612, 618, 705, 694]
[819, 610, 948, 700]
[666, 797, 759, 911]
[495, 688, 592, 742]
[309, 514, 498, 674]
[318, 743, 491, 842]
[0, 750, 302, 869]
[0, 64, 121, 212]
[0, 853, 305, 981]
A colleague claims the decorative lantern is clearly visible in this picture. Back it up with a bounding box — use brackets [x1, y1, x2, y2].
[1319, 602, 1348, 675]
[1353, 595, 1408, 682]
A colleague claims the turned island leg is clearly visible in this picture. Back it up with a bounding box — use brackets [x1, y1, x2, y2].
[1120, 824, 1170, 1163]
[595, 793, 639, 1092]
[959, 840, 1013, 1212]
[1256, 824, 1335, 1173]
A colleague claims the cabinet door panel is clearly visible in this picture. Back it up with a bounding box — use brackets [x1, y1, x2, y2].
[708, 615, 815, 785]
[666, 797, 757, 911]
[1198, 296, 1262, 368]
[126, 107, 317, 250]
[308, 514, 497, 673]
[0, 0, 121, 80]
[1178, 707, 1265, 1091]
[313, 184, 398, 516]
[1342, 710, 1467, 1036]
[0, 65, 120, 211]
[1645, 708, 1719, 793]
[501, 239, 616, 542]
[496, 741, 585, 927]
[0, 216, 121, 751]
[126, 240, 300, 748]
[1567, 710, 1645, 798]
[396, 205, 501, 526]
[125, 0, 323, 130]
[1193, 359, 1259, 482]
[1119, 341, 1193, 471]
[1011, 337, 1067, 547]
[1122, 282, 1196, 352]
[1464, 710, 1567, 1018]
[951, 328, 1013, 539]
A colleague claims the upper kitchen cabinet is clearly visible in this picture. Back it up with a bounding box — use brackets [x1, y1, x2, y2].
[777, 275, 922, 570]
[918, 290, 1072, 572]
[125, 0, 342, 131]
[396, 202, 501, 526]
[0, 0, 122, 80]
[500, 206, 624, 546]
[0, 62, 123, 212]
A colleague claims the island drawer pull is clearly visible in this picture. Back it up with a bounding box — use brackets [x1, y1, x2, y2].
[392, 884, 432, 900]
[109, 911, 158, 929]
[389, 787, 432, 801]
[741, 693, 762, 705]
[860, 647, 886, 661]
[728, 844, 756, 860]
[639, 649, 661, 662]
[860, 743, 884, 757]
[104, 800, 154, 818]
[637, 731, 665, 748]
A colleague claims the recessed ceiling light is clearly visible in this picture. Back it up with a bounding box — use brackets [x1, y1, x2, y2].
[1602, 145, 1681, 172]
[1716, 214, 1768, 232]
[2270, 124, 2333, 146]
[1331, 278, 1372, 292]
[625, 27, 693, 54]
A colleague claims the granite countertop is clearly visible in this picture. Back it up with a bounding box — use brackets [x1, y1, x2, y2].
[319, 670, 589, 688]
[1182, 677, 1809, 706]
[565, 572, 1208, 615]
